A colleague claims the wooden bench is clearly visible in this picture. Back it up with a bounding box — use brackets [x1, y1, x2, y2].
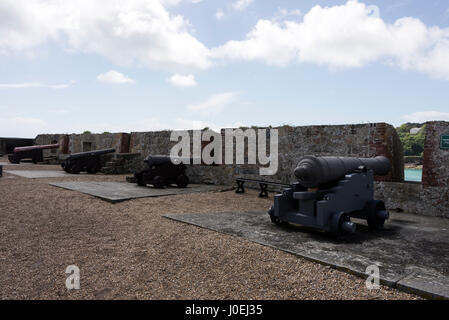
[235, 178, 290, 198]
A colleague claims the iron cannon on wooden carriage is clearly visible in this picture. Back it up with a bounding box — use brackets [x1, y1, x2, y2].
[62, 148, 115, 174]
[133, 155, 189, 188]
[268, 156, 391, 235]
[8, 144, 59, 164]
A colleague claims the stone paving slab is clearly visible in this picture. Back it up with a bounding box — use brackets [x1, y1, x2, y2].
[49, 181, 231, 203]
[164, 211, 449, 299]
[5, 170, 85, 178]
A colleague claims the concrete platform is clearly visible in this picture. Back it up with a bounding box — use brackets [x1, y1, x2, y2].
[0, 162, 19, 166]
[5, 170, 84, 178]
[164, 211, 449, 299]
[49, 181, 231, 203]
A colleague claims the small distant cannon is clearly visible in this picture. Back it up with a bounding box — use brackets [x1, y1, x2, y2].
[268, 156, 391, 235]
[62, 148, 115, 174]
[133, 155, 189, 188]
[8, 144, 59, 164]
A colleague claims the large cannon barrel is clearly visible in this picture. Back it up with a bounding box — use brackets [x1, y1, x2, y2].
[294, 156, 391, 188]
[144, 155, 197, 166]
[14, 144, 59, 153]
[67, 148, 115, 160]
[144, 155, 172, 166]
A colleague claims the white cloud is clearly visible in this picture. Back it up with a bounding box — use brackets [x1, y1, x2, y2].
[168, 74, 197, 87]
[0, 82, 41, 89]
[272, 7, 301, 22]
[2, 0, 449, 82]
[215, 8, 225, 21]
[161, 0, 202, 5]
[232, 0, 254, 11]
[97, 70, 135, 84]
[160, 0, 183, 6]
[212, 0, 449, 80]
[403, 111, 449, 123]
[0, 0, 211, 71]
[0, 81, 74, 89]
[187, 91, 241, 115]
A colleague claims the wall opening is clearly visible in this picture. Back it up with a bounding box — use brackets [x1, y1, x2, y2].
[82, 142, 92, 152]
[400, 124, 425, 183]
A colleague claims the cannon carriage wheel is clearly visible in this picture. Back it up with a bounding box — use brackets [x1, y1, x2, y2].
[153, 176, 166, 188]
[268, 205, 287, 226]
[366, 200, 388, 230]
[134, 172, 146, 186]
[66, 162, 80, 174]
[330, 212, 356, 235]
[86, 166, 101, 174]
[176, 174, 189, 188]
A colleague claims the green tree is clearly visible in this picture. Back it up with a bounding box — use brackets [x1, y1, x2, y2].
[396, 123, 426, 156]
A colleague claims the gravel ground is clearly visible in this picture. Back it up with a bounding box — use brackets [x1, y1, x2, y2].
[0, 157, 419, 300]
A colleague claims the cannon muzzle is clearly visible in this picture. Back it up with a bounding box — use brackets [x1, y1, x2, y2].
[294, 156, 391, 188]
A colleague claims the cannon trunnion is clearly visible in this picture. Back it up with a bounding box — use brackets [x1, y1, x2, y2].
[268, 156, 391, 235]
[133, 155, 189, 188]
[62, 148, 115, 174]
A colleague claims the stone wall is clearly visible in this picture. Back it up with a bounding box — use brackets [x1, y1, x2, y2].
[34, 134, 65, 159]
[375, 182, 448, 218]
[68, 132, 130, 154]
[35, 132, 132, 165]
[129, 131, 173, 156]
[128, 123, 403, 186]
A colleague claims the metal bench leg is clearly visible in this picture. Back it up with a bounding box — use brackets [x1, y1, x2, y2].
[236, 180, 245, 193]
[259, 183, 268, 197]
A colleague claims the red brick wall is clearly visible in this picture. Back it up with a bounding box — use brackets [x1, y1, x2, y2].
[369, 123, 404, 182]
[59, 135, 70, 154]
[119, 133, 130, 153]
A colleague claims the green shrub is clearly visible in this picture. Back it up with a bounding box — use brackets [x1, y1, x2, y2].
[396, 123, 426, 156]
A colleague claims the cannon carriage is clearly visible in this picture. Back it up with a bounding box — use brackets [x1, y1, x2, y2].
[8, 144, 59, 164]
[133, 155, 189, 188]
[268, 156, 391, 235]
[62, 148, 115, 174]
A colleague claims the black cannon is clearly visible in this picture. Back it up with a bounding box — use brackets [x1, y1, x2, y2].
[62, 148, 115, 174]
[134, 155, 189, 188]
[268, 156, 391, 235]
[8, 144, 59, 164]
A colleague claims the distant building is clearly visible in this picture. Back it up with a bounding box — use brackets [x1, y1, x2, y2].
[410, 127, 422, 135]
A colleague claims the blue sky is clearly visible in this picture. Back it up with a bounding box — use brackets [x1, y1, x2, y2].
[1, 0, 449, 137]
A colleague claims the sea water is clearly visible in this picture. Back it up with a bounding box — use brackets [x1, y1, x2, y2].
[404, 168, 422, 182]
